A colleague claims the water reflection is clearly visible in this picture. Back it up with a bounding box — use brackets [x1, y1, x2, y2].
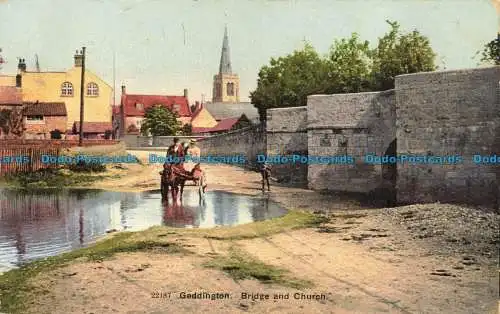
[0, 189, 286, 272]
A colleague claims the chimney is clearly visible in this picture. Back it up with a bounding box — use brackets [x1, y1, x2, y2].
[121, 85, 126, 95]
[74, 50, 83, 67]
[183, 88, 188, 99]
[17, 58, 26, 73]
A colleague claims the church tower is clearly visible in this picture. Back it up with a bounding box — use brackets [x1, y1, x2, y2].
[212, 26, 240, 103]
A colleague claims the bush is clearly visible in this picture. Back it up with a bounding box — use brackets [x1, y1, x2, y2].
[50, 129, 62, 139]
[104, 130, 112, 139]
[68, 160, 106, 173]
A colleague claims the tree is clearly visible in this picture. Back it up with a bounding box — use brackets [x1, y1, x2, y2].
[140, 105, 181, 136]
[326, 33, 373, 93]
[0, 108, 24, 138]
[478, 33, 500, 65]
[371, 20, 437, 90]
[181, 123, 192, 135]
[250, 43, 328, 121]
[250, 20, 437, 119]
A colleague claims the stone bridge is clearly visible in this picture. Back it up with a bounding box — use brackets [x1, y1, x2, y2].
[124, 66, 500, 210]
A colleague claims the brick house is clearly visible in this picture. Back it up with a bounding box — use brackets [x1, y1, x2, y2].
[192, 114, 252, 135]
[118, 85, 192, 136]
[71, 121, 113, 139]
[22, 102, 67, 139]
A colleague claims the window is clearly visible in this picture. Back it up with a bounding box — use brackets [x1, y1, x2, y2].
[173, 104, 180, 112]
[61, 82, 73, 96]
[26, 115, 44, 124]
[227, 82, 234, 96]
[135, 103, 144, 111]
[86, 82, 99, 96]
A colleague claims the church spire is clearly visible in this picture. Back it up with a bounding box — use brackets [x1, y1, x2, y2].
[219, 25, 232, 74]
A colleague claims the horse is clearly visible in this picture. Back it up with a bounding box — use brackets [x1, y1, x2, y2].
[161, 163, 189, 202]
[261, 165, 271, 192]
[161, 163, 206, 203]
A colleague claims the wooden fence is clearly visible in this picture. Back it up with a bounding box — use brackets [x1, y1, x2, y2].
[0, 146, 62, 176]
[0, 139, 119, 147]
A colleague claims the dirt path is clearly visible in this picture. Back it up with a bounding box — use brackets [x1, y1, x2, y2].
[6, 150, 499, 314]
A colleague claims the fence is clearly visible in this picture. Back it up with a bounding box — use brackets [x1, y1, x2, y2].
[0, 139, 119, 147]
[0, 147, 61, 176]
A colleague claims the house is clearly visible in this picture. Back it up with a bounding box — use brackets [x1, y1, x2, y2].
[118, 86, 192, 136]
[22, 102, 67, 139]
[71, 121, 113, 139]
[189, 102, 218, 129]
[192, 114, 252, 135]
[0, 52, 113, 130]
[203, 102, 260, 124]
[0, 86, 22, 110]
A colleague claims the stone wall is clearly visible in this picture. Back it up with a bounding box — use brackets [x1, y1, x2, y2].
[197, 124, 265, 169]
[266, 107, 308, 186]
[307, 91, 396, 197]
[267, 66, 499, 209]
[396, 66, 500, 209]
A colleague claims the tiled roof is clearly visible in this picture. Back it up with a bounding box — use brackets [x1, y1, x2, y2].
[23, 102, 67, 116]
[203, 102, 259, 122]
[192, 117, 240, 133]
[0, 86, 22, 105]
[121, 94, 191, 117]
[73, 122, 112, 133]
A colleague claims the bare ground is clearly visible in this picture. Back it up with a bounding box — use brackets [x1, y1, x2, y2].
[6, 150, 499, 314]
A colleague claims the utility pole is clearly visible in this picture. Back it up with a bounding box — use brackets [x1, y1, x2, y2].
[78, 47, 86, 146]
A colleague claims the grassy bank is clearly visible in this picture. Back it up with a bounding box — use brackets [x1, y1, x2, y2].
[0, 210, 326, 314]
[0, 164, 123, 189]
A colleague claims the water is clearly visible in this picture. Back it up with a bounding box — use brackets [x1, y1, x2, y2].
[0, 188, 286, 272]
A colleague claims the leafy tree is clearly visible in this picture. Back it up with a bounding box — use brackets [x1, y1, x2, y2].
[478, 34, 500, 65]
[250, 43, 328, 121]
[371, 20, 437, 90]
[326, 33, 373, 93]
[140, 105, 181, 136]
[181, 123, 192, 135]
[251, 20, 437, 119]
[104, 130, 112, 139]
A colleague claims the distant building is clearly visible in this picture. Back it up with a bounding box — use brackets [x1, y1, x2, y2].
[72, 121, 112, 139]
[0, 52, 113, 131]
[117, 86, 191, 136]
[206, 27, 260, 125]
[212, 26, 240, 103]
[22, 102, 67, 139]
[192, 114, 252, 135]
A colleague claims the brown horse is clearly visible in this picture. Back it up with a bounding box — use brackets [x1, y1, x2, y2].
[161, 164, 190, 202]
[161, 163, 205, 202]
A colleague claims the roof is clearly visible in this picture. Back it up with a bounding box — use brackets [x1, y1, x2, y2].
[0, 86, 22, 105]
[121, 94, 191, 117]
[73, 122, 112, 133]
[203, 102, 259, 122]
[23, 102, 67, 116]
[192, 117, 240, 133]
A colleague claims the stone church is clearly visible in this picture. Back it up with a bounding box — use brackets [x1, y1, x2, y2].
[204, 26, 260, 124]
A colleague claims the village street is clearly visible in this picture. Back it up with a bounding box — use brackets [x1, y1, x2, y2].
[10, 150, 497, 314]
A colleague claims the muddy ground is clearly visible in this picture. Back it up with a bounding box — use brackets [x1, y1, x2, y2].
[2, 150, 498, 314]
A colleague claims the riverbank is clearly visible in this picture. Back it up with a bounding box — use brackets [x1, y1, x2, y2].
[0, 150, 498, 313]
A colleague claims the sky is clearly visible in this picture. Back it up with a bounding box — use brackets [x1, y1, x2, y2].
[0, 0, 498, 104]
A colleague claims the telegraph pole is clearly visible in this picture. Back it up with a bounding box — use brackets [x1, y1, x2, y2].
[78, 47, 86, 146]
